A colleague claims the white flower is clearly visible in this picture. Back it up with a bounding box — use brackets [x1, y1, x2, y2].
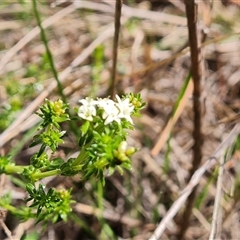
[96, 98, 120, 125]
[78, 98, 97, 121]
[97, 98, 115, 109]
[102, 104, 121, 125]
[79, 97, 98, 107]
[115, 95, 134, 124]
[77, 95, 134, 125]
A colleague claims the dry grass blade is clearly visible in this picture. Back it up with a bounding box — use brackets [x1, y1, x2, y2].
[167, 0, 185, 12]
[192, 208, 211, 232]
[0, 20, 22, 31]
[102, 0, 186, 25]
[151, 78, 193, 156]
[209, 155, 224, 239]
[122, 31, 240, 79]
[74, 203, 141, 228]
[0, 219, 13, 240]
[149, 123, 240, 240]
[121, 3, 186, 26]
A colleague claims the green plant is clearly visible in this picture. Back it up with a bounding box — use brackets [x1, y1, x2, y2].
[0, 94, 145, 225]
[0, 76, 38, 131]
[90, 45, 105, 97]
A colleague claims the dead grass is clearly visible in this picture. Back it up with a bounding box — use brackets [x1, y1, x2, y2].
[0, 0, 240, 239]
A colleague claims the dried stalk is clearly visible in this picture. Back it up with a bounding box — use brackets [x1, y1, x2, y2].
[177, 1, 203, 239]
[109, 0, 123, 99]
[209, 155, 224, 239]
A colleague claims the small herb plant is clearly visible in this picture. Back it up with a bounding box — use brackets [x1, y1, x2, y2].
[0, 93, 145, 225]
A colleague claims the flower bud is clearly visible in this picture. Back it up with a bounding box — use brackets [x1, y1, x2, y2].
[125, 147, 136, 156]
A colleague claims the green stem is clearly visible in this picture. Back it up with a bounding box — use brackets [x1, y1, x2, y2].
[4, 165, 61, 181]
[32, 0, 79, 136]
[32, 0, 66, 103]
[70, 213, 97, 239]
[72, 145, 89, 166]
[0, 203, 17, 213]
[5, 165, 24, 174]
[32, 169, 61, 180]
[9, 176, 27, 189]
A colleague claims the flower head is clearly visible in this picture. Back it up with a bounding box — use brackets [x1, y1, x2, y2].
[78, 95, 136, 125]
[102, 105, 121, 125]
[78, 98, 97, 121]
[115, 95, 134, 124]
[96, 98, 121, 125]
[97, 98, 114, 109]
[50, 99, 66, 116]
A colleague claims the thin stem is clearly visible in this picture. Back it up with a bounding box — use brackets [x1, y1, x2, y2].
[5, 165, 24, 174]
[178, 1, 203, 239]
[32, 169, 61, 181]
[209, 156, 224, 240]
[4, 164, 62, 181]
[97, 181, 103, 211]
[0, 203, 17, 213]
[32, 0, 66, 103]
[32, 0, 79, 137]
[4, 163, 83, 181]
[72, 144, 89, 166]
[70, 213, 97, 239]
[109, 0, 123, 99]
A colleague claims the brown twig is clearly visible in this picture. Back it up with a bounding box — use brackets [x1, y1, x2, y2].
[109, 0, 122, 99]
[177, 1, 203, 239]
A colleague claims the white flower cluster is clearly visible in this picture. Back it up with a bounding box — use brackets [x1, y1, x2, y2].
[78, 95, 134, 125]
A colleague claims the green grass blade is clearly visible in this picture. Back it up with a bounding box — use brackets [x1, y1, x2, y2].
[32, 0, 66, 103]
[163, 72, 191, 172]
